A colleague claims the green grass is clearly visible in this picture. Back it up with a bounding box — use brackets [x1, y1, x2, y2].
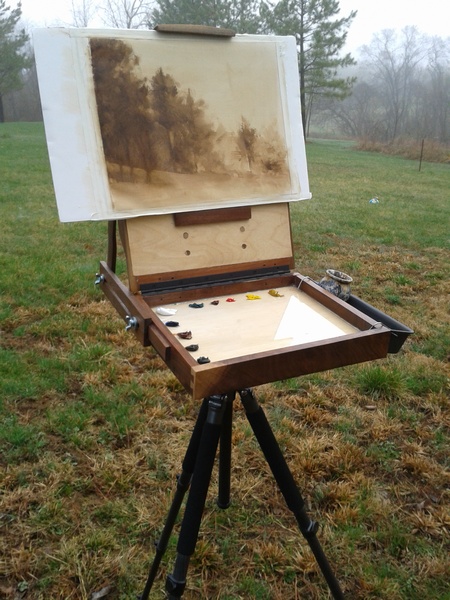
[1, 123, 449, 599]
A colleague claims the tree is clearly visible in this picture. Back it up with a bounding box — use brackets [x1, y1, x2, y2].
[228, 0, 262, 33]
[2, 58, 42, 121]
[102, 0, 149, 29]
[70, 0, 96, 27]
[360, 27, 426, 142]
[423, 36, 450, 143]
[148, 0, 262, 33]
[0, 0, 31, 122]
[320, 29, 450, 146]
[260, 0, 356, 134]
[149, 0, 232, 28]
[322, 78, 385, 140]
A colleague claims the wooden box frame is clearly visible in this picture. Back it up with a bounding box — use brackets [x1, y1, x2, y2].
[97, 200, 398, 399]
[98, 258, 394, 399]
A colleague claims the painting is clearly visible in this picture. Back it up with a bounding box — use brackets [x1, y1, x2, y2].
[33, 28, 311, 222]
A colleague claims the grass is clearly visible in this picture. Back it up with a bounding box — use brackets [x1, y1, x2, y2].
[1, 123, 449, 599]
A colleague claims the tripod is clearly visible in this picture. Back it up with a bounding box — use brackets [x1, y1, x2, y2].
[140, 389, 344, 599]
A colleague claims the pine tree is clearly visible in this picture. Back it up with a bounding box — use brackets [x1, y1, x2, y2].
[149, 0, 232, 28]
[261, 0, 356, 134]
[149, 0, 262, 33]
[227, 0, 262, 33]
[0, 0, 31, 122]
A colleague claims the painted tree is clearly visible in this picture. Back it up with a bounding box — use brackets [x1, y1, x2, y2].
[175, 89, 216, 172]
[260, 0, 356, 134]
[0, 0, 31, 122]
[149, 68, 186, 170]
[150, 69, 216, 173]
[90, 38, 158, 181]
[237, 116, 257, 171]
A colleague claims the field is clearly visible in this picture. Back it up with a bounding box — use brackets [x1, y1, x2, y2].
[1, 123, 449, 600]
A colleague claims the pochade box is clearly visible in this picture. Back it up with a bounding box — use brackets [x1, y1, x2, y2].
[33, 25, 412, 400]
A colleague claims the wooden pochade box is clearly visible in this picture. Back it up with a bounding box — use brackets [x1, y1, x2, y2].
[98, 207, 401, 400]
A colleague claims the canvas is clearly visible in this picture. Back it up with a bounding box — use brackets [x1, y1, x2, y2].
[33, 28, 311, 222]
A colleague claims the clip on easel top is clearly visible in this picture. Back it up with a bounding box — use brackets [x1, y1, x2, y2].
[154, 23, 236, 37]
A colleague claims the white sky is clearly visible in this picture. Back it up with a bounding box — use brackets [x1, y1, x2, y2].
[20, 0, 449, 54]
[337, 0, 449, 54]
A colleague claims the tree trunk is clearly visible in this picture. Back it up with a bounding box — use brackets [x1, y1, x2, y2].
[0, 95, 5, 123]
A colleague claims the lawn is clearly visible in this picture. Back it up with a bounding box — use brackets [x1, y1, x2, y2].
[1, 123, 449, 599]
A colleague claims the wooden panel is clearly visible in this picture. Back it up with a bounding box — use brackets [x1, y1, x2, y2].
[191, 329, 391, 399]
[122, 203, 294, 285]
[152, 285, 359, 364]
[173, 206, 251, 227]
[148, 325, 171, 362]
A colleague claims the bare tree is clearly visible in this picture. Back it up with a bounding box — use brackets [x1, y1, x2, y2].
[323, 78, 384, 140]
[317, 28, 450, 146]
[426, 36, 450, 143]
[102, 0, 150, 29]
[71, 0, 97, 27]
[360, 27, 426, 142]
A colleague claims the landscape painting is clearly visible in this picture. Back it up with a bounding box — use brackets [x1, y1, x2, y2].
[34, 29, 310, 221]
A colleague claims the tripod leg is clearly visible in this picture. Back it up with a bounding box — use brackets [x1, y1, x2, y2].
[239, 389, 345, 600]
[140, 397, 210, 600]
[166, 394, 228, 599]
[217, 392, 234, 509]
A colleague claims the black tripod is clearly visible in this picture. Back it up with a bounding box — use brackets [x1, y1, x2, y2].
[140, 389, 344, 599]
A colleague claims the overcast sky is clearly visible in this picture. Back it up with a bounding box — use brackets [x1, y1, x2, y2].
[20, 0, 449, 54]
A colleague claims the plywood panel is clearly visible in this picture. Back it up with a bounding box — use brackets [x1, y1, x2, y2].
[153, 285, 357, 363]
[123, 203, 293, 278]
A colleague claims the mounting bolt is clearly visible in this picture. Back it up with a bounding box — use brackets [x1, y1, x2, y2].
[94, 273, 105, 286]
[125, 315, 139, 331]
